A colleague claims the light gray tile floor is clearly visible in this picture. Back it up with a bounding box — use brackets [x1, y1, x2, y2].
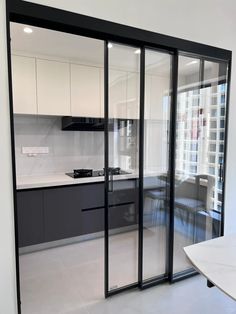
[19, 232, 236, 314]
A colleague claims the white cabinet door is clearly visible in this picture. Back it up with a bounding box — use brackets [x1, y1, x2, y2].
[12, 55, 37, 114]
[71, 64, 101, 117]
[144, 74, 152, 119]
[126, 72, 139, 119]
[37, 59, 70, 116]
[109, 70, 127, 119]
[149, 75, 169, 120]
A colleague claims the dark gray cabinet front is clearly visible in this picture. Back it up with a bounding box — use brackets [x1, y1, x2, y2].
[17, 190, 44, 247]
[43, 183, 104, 242]
[17, 179, 138, 247]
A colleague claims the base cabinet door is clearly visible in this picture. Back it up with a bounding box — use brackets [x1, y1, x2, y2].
[16, 181, 138, 247]
[44, 187, 83, 242]
[17, 190, 44, 247]
[44, 183, 105, 242]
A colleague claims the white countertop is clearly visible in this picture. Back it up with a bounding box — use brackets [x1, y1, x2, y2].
[16, 172, 140, 190]
[16, 170, 206, 190]
[184, 234, 236, 301]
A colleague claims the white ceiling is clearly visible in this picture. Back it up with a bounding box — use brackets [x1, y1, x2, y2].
[10, 22, 104, 66]
[10, 22, 172, 75]
[10, 22, 210, 78]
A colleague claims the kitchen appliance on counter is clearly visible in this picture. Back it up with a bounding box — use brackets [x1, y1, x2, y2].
[66, 167, 131, 179]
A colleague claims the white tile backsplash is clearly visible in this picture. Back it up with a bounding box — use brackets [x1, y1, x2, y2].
[14, 115, 104, 176]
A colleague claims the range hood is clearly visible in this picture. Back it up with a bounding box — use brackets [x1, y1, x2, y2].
[62, 116, 105, 131]
[62, 116, 135, 131]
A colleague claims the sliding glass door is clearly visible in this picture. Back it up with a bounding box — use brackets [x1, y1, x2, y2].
[104, 44, 229, 295]
[105, 42, 140, 295]
[141, 49, 172, 285]
[173, 54, 229, 277]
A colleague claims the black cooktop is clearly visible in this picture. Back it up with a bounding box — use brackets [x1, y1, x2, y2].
[66, 167, 130, 179]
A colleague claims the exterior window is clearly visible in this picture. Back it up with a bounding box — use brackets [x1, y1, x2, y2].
[211, 97, 217, 106]
[211, 109, 217, 117]
[210, 121, 217, 128]
[190, 153, 197, 162]
[221, 94, 226, 104]
[190, 143, 198, 151]
[219, 144, 224, 153]
[209, 155, 215, 163]
[210, 143, 216, 152]
[220, 132, 224, 140]
[210, 132, 217, 140]
[220, 119, 225, 128]
[221, 107, 225, 116]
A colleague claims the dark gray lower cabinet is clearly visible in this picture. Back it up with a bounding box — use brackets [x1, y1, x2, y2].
[17, 180, 138, 247]
[43, 184, 104, 242]
[17, 190, 44, 247]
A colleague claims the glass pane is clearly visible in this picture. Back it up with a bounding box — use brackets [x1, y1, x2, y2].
[173, 55, 228, 274]
[142, 50, 172, 281]
[108, 43, 140, 291]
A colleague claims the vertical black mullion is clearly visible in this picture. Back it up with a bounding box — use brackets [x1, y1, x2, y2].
[104, 41, 109, 298]
[200, 59, 205, 88]
[138, 47, 145, 287]
[221, 59, 232, 236]
[167, 51, 179, 282]
[5, 5, 22, 313]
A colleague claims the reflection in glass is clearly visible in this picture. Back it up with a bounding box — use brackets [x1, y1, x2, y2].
[142, 50, 172, 281]
[173, 56, 228, 274]
[108, 43, 140, 291]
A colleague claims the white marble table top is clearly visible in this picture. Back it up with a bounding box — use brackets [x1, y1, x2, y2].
[184, 234, 236, 301]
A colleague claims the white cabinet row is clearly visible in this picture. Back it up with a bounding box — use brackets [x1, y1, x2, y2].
[12, 55, 103, 117]
[12, 55, 168, 120]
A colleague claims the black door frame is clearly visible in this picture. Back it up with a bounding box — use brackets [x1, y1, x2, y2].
[5, 0, 232, 312]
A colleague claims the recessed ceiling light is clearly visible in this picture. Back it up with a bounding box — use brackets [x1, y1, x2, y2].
[108, 43, 113, 49]
[24, 27, 33, 34]
[134, 49, 141, 54]
[186, 60, 198, 66]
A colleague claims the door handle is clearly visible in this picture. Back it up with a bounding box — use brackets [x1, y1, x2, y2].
[108, 172, 114, 192]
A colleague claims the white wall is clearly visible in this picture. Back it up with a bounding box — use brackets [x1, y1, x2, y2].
[1, 0, 236, 312]
[0, 0, 18, 313]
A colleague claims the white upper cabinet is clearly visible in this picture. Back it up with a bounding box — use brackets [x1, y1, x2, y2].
[145, 75, 169, 120]
[109, 69, 127, 119]
[71, 64, 101, 117]
[127, 72, 140, 119]
[12, 55, 37, 114]
[149, 75, 167, 120]
[36, 59, 70, 116]
[144, 74, 152, 119]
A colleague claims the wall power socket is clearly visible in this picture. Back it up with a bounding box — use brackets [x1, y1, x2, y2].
[22, 146, 49, 156]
